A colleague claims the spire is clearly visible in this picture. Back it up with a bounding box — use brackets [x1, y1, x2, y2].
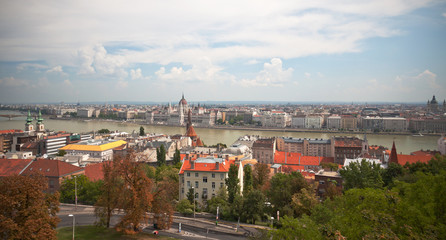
[389, 141, 398, 165]
[26, 110, 33, 125]
[37, 110, 43, 123]
[182, 92, 184, 100]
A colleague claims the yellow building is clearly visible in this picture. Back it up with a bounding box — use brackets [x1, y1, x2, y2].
[60, 140, 126, 161]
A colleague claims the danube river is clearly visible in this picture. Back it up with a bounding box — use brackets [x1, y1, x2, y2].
[0, 111, 440, 154]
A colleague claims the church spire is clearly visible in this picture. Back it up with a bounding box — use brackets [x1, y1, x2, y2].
[389, 141, 398, 165]
[37, 110, 43, 124]
[26, 110, 33, 125]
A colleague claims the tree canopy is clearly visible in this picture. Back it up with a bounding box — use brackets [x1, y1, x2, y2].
[0, 174, 60, 240]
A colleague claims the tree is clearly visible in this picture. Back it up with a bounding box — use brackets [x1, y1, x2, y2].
[291, 187, 319, 217]
[172, 148, 181, 165]
[56, 149, 66, 156]
[272, 215, 324, 240]
[60, 175, 103, 205]
[253, 163, 270, 192]
[152, 176, 176, 229]
[114, 153, 153, 234]
[156, 145, 166, 167]
[139, 126, 145, 136]
[381, 162, 405, 187]
[242, 190, 265, 224]
[98, 128, 110, 134]
[0, 174, 60, 240]
[186, 188, 195, 204]
[243, 164, 253, 194]
[268, 172, 309, 217]
[225, 164, 240, 204]
[177, 199, 194, 215]
[95, 162, 121, 228]
[339, 159, 383, 190]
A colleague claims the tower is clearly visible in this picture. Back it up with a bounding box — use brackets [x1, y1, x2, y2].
[389, 141, 398, 165]
[36, 110, 45, 132]
[25, 110, 34, 132]
[362, 133, 369, 155]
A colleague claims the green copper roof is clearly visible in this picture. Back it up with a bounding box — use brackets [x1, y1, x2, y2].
[37, 110, 43, 123]
[26, 110, 33, 125]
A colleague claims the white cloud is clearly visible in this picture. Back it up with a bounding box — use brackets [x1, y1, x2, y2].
[77, 44, 128, 78]
[443, 12, 446, 18]
[0, 1, 434, 67]
[47, 65, 63, 73]
[238, 58, 293, 87]
[130, 68, 142, 80]
[0, 77, 27, 87]
[63, 79, 72, 86]
[246, 59, 259, 65]
[155, 57, 228, 83]
[304, 72, 311, 78]
[17, 63, 47, 71]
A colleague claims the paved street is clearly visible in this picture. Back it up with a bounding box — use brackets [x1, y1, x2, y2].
[57, 204, 262, 239]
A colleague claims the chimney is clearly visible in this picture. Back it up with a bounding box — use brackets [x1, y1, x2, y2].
[186, 153, 190, 160]
[190, 159, 195, 169]
[215, 162, 220, 170]
[225, 155, 229, 161]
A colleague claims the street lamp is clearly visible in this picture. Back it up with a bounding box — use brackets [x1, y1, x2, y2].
[68, 214, 75, 240]
[74, 175, 77, 211]
[191, 187, 195, 219]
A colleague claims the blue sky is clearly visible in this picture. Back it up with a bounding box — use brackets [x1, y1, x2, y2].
[0, 0, 445, 104]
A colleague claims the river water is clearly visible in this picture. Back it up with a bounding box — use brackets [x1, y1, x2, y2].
[0, 110, 440, 154]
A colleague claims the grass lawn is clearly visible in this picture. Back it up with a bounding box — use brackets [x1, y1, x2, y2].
[57, 225, 174, 240]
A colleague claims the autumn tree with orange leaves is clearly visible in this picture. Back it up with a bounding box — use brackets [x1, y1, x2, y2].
[151, 168, 178, 230]
[114, 153, 153, 234]
[0, 174, 60, 240]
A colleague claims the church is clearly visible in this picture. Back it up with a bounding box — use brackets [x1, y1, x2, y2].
[427, 95, 446, 114]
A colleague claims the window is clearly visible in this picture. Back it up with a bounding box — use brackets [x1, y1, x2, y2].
[187, 181, 190, 187]
[212, 173, 215, 178]
[195, 181, 199, 188]
[203, 176, 207, 183]
[181, 188, 184, 193]
[181, 177, 184, 183]
[187, 172, 190, 177]
[212, 182, 215, 189]
[203, 188, 208, 199]
[195, 172, 199, 177]
[319, 180, 325, 185]
[220, 182, 224, 188]
[220, 173, 224, 179]
[195, 193, 198, 199]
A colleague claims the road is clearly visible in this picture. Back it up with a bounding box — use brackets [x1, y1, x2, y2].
[57, 204, 262, 239]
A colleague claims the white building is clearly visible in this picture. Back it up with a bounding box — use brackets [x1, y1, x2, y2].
[382, 117, 408, 131]
[60, 139, 127, 161]
[291, 115, 306, 128]
[305, 115, 323, 129]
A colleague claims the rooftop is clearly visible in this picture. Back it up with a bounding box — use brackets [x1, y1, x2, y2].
[60, 140, 127, 152]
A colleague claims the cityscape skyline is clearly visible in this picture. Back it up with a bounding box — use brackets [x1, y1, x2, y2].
[0, 1, 446, 103]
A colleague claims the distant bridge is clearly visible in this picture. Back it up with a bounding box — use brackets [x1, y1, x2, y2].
[0, 114, 25, 120]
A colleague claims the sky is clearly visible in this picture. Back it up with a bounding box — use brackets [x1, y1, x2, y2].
[0, 0, 445, 104]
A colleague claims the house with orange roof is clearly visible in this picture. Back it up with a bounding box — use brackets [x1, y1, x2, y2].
[388, 141, 434, 166]
[274, 151, 334, 172]
[178, 155, 243, 205]
[84, 161, 112, 182]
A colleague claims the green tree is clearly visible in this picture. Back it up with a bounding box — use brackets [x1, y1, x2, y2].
[186, 188, 195, 204]
[60, 174, 102, 205]
[56, 149, 66, 156]
[268, 172, 309, 217]
[172, 148, 181, 165]
[242, 190, 265, 224]
[225, 164, 240, 204]
[156, 145, 166, 167]
[98, 128, 110, 134]
[0, 174, 60, 240]
[139, 126, 145, 136]
[272, 215, 323, 240]
[381, 162, 405, 187]
[243, 164, 253, 194]
[176, 199, 194, 215]
[339, 159, 383, 190]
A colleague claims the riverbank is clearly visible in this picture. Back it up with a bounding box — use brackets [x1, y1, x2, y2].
[71, 117, 440, 137]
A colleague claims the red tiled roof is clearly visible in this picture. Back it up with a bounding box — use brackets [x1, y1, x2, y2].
[274, 151, 327, 166]
[282, 165, 305, 172]
[44, 134, 70, 140]
[22, 159, 84, 177]
[85, 162, 112, 181]
[179, 159, 233, 174]
[397, 154, 432, 166]
[0, 158, 33, 176]
[186, 125, 197, 137]
[0, 129, 23, 134]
